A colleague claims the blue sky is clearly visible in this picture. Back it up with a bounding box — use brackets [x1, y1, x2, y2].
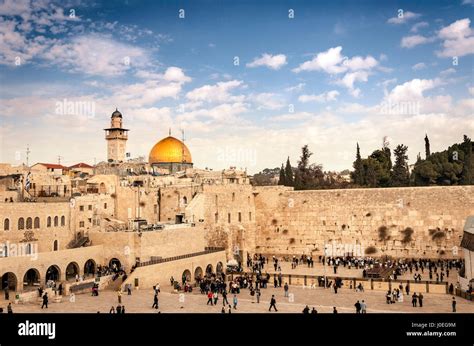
[0, 0, 473, 173]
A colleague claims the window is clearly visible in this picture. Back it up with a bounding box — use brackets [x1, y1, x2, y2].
[79, 206, 84, 211]
[79, 221, 85, 228]
[228, 213, 231, 223]
[18, 217, 24, 230]
[4, 218, 9, 231]
[54, 216, 58, 227]
[34, 217, 40, 229]
[232, 193, 235, 202]
[249, 212, 252, 221]
[61, 216, 65, 226]
[104, 203, 107, 209]
[26, 217, 32, 229]
[88, 218, 92, 223]
[215, 213, 218, 223]
[47, 216, 51, 227]
[53, 240, 58, 251]
[88, 205, 92, 211]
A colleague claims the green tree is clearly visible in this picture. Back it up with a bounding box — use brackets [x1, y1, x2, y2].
[278, 164, 286, 185]
[425, 134, 431, 159]
[460, 135, 473, 185]
[351, 143, 365, 186]
[369, 148, 392, 187]
[284, 157, 294, 186]
[391, 144, 410, 187]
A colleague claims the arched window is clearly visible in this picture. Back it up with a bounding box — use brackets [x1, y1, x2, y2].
[34, 217, 40, 229]
[53, 240, 58, 251]
[26, 217, 32, 229]
[54, 216, 58, 227]
[18, 217, 25, 230]
[47, 216, 51, 227]
[61, 216, 65, 226]
[4, 218, 10, 231]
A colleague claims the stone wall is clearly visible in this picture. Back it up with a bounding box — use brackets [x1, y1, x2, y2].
[253, 186, 474, 258]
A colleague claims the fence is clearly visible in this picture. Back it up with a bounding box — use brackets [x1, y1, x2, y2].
[137, 247, 225, 267]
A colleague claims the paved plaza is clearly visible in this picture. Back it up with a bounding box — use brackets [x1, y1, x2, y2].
[4, 283, 473, 314]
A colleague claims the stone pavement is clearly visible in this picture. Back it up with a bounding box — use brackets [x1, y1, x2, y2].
[4, 284, 473, 314]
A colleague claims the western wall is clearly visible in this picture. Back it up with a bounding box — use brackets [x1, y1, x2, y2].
[250, 185, 474, 258]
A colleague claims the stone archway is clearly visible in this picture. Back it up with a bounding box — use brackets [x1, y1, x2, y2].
[1, 272, 17, 291]
[65, 262, 79, 281]
[84, 259, 96, 277]
[194, 267, 203, 283]
[45, 265, 61, 283]
[23, 268, 40, 290]
[182, 269, 191, 284]
[109, 258, 121, 271]
[205, 264, 213, 277]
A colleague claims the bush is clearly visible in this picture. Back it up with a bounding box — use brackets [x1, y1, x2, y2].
[401, 227, 414, 243]
[378, 226, 390, 241]
[289, 238, 295, 244]
[365, 246, 377, 255]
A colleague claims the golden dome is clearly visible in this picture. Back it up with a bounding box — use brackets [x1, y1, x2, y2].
[149, 136, 192, 164]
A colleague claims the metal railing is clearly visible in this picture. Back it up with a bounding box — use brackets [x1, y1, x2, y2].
[137, 247, 225, 267]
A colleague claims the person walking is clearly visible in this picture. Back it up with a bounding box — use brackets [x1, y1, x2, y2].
[117, 290, 122, 304]
[256, 289, 261, 304]
[412, 293, 418, 307]
[354, 300, 361, 314]
[213, 291, 218, 305]
[361, 300, 367, 314]
[452, 297, 456, 312]
[7, 303, 13, 314]
[233, 295, 238, 309]
[269, 295, 278, 312]
[152, 293, 159, 309]
[222, 290, 229, 306]
[41, 292, 48, 309]
[418, 293, 424, 308]
[207, 291, 213, 306]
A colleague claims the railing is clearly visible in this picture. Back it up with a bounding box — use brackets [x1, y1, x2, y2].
[137, 247, 225, 267]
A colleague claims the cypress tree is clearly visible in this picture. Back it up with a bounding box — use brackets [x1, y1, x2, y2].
[352, 143, 365, 185]
[392, 144, 410, 187]
[425, 134, 431, 159]
[284, 157, 294, 186]
[461, 135, 473, 185]
[278, 164, 286, 185]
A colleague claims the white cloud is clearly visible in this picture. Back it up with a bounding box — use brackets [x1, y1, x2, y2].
[401, 34, 435, 48]
[436, 18, 474, 57]
[250, 93, 285, 110]
[412, 62, 427, 70]
[469, 87, 474, 96]
[387, 78, 440, 102]
[285, 83, 306, 92]
[298, 90, 340, 103]
[410, 21, 429, 33]
[387, 11, 421, 24]
[185, 80, 245, 103]
[246, 53, 287, 70]
[336, 71, 369, 97]
[293, 46, 346, 74]
[439, 68, 456, 76]
[41, 34, 149, 76]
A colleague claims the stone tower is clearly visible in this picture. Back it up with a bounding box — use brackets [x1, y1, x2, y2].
[104, 109, 129, 163]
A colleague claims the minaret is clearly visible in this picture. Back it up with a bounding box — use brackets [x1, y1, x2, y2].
[104, 109, 129, 163]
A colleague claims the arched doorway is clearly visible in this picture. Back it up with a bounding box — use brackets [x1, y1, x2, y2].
[109, 258, 121, 272]
[205, 264, 213, 277]
[99, 182, 106, 194]
[194, 267, 203, 282]
[65, 262, 79, 281]
[23, 269, 40, 290]
[1, 272, 17, 291]
[84, 259, 96, 277]
[53, 240, 58, 251]
[182, 269, 191, 284]
[216, 262, 224, 275]
[45, 265, 60, 283]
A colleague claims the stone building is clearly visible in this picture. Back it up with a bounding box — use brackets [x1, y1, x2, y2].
[1, 109, 473, 296]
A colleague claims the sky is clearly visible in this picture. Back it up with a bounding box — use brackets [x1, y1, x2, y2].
[0, 0, 473, 174]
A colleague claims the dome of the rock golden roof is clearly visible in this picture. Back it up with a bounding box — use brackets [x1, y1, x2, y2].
[148, 136, 192, 164]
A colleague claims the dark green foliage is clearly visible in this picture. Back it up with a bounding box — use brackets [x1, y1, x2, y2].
[401, 227, 414, 243]
[378, 226, 389, 241]
[278, 164, 286, 185]
[391, 144, 410, 187]
[351, 143, 365, 186]
[365, 246, 377, 255]
[285, 157, 294, 186]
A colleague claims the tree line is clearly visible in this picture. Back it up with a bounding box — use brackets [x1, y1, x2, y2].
[252, 134, 473, 189]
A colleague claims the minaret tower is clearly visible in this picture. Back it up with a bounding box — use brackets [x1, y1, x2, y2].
[104, 109, 129, 163]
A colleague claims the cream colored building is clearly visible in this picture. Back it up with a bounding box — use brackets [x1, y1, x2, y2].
[1, 109, 473, 296]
